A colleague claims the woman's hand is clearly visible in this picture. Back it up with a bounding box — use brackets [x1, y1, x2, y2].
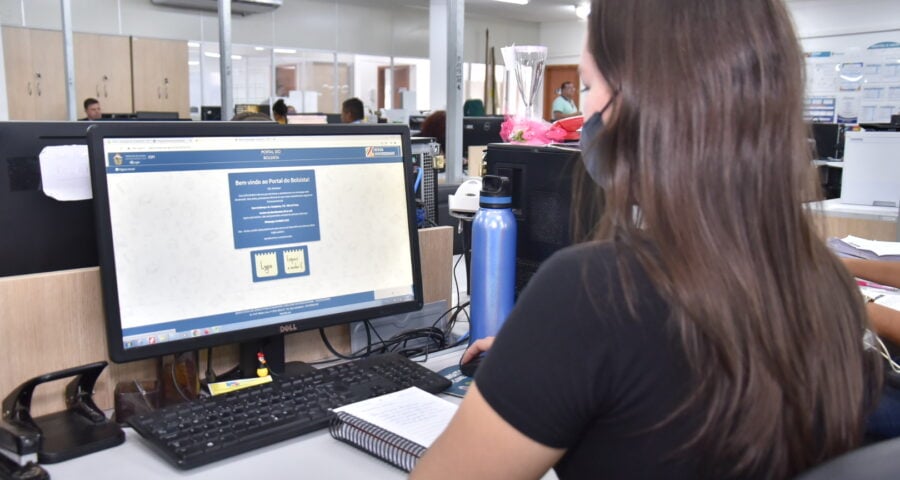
[461, 336, 495, 364]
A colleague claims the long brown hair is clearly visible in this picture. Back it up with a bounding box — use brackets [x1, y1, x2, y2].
[581, 0, 879, 477]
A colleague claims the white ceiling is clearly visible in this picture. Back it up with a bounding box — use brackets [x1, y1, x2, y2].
[331, 0, 587, 24]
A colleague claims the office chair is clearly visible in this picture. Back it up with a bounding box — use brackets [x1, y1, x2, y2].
[463, 99, 486, 116]
[794, 436, 900, 479]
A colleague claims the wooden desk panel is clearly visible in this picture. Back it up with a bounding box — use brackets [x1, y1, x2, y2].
[0, 227, 453, 416]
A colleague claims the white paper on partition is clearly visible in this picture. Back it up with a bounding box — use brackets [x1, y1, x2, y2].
[39, 145, 92, 201]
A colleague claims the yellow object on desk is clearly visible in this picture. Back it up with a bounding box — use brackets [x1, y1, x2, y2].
[207, 375, 272, 396]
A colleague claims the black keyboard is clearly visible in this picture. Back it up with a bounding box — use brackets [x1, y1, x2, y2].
[128, 353, 452, 469]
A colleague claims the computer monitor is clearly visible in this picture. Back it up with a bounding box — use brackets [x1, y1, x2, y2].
[201, 106, 222, 121]
[811, 123, 845, 160]
[0, 122, 97, 277]
[88, 123, 424, 375]
[484, 143, 602, 295]
[462, 116, 504, 159]
[135, 111, 180, 120]
[408, 114, 427, 133]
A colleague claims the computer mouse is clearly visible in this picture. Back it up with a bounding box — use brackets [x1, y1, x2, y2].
[459, 354, 484, 377]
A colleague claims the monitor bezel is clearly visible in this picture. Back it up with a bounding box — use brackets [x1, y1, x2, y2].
[88, 122, 423, 363]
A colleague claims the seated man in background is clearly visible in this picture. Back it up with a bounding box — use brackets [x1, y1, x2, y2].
[341, 97, 365, 124]
[83, 97, 102, 120]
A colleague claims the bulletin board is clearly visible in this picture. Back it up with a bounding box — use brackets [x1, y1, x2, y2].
[804, 40, 900, 124]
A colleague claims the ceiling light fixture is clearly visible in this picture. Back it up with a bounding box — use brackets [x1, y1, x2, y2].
[273, 48, 297, 54]
[494, 0, 529, 5]
[574, 2, 590, 19]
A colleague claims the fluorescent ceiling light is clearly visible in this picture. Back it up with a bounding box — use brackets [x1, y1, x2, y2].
[273, 48, 297, 54]
[231, 55, 242, 60]
[204, 52, 220, 58]
[494, 0, 528, 5]
[255, 46, 266, 51]
[187, 41, 200, 48]
[575, 2, 590, 19]
[188, 61, 199, 66]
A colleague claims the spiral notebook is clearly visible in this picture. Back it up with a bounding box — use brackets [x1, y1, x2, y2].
[329, 387, 458, 472]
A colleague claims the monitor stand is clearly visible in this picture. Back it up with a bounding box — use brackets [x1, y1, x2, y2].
[235, 335, 316, 379]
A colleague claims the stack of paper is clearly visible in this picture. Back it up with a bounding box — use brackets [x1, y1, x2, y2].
[828, 236, 900, 261]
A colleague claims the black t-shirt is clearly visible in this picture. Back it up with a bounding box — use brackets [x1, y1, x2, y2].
[476, 241, 715, 479]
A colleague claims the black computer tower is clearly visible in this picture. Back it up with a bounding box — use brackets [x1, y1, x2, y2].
[483, 143, 602, 294]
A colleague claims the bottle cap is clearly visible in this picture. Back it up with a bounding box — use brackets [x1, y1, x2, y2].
[479, 175, 512, 208]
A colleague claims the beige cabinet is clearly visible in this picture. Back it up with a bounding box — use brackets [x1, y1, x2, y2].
[74, 33, 133, 115]
[131, 37, 189, 118]
[2, 27, 67, 120]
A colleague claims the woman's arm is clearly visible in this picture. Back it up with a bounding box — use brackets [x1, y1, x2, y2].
[410, 383, 564, 480]
[843, 258, 900, 288]
[867, 303, 900, 346]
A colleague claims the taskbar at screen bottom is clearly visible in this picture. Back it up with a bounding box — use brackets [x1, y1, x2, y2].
[120, 290, 416, 351]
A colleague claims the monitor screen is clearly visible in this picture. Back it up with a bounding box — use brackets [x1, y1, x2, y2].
[89, 123, 423, 365]
[462, 116, 504, 159]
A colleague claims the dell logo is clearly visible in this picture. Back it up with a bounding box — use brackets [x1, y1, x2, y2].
[279, 324, 298, 333]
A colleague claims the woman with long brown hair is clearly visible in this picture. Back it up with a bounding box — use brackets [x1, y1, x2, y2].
[411, 0, 879, 478]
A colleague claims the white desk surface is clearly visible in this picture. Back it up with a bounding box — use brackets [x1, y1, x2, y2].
[43, 347, 558, 480]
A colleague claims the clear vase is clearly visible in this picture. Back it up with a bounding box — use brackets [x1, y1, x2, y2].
[501, 46, 548, 119]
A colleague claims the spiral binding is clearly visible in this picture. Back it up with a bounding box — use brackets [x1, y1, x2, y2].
[329, 411, 428, 472]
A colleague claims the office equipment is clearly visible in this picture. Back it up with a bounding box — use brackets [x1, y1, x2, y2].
[408, 114, 427, 133]
[127, 353, 450, 469]
[0, 362, 124, 464]
[134, 111, 180, 120]
[859, 115, 900, 132]
[200, 106, 222, 121]
[410, 137, 440, 227]
[811, 123, 845, 160]
[89, 123, 424, 377]
[841, 131, 900, 208]
[484, 144, 602, 294]
[462, 116, 504, 161]
[0, 122, 97, 277]
[330, 386, 456, 472]
[101, 113, 136, 120]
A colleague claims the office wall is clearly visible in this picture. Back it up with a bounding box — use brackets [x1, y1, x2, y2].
[0, 0, 539, 63]
[539, 0, 900, 65]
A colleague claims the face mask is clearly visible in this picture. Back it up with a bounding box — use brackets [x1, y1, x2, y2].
[579, 95, 615, 185]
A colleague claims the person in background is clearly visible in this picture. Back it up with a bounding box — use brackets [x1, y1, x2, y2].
[551, 81, 580, 121]
[230, 111, 273, 121]
[83, 98, 102, 120]
[272, 99, 289, 124]
[412, 0, 879, 478]
[418, 110, 446, 154]
[341, 97, 365, 124]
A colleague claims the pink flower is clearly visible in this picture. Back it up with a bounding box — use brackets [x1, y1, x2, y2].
[500, 115, 568, 145]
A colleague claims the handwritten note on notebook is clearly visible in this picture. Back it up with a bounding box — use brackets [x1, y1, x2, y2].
[333, 387, 457, 448]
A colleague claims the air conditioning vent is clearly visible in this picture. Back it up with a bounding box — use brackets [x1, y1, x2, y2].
[150, 0, 282, 16]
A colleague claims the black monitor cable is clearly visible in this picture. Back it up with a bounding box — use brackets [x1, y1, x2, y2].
[205, 347, 217, 383]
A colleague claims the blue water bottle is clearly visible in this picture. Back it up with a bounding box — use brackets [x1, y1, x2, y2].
[469, 175, 517, 343]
